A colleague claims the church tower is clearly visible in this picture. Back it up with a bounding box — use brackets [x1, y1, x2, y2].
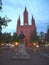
[17, 7, 36, 46]
[23, 7, 28, 25]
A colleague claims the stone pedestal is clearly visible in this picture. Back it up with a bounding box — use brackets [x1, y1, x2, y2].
[12, 44, 30, 60]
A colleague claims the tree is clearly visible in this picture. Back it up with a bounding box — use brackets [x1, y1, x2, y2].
[29, 30, 37, 43]
[2, 33, 12, 43]
[0, 0, 11, 33]
[40, 32, 45, 42]
[0, 0, 11, 43]
[45, 26, 49, 43]
[0, 0, 2, 11]
[0, 16, 11, 33]
[0, 16, 11, 43]
[13, 32, 20, 42]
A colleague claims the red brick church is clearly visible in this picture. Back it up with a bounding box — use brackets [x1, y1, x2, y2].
[16, 7, 36, 46]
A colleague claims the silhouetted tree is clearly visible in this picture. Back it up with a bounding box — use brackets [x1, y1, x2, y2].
[13, 32, 19, 42]
[0, 0, 11, 43]
[30, 30, 37, 43]
[45, 26, 49, 43]
[40, 32, 45, 42]
[0, 0, 2, 11]
[2, 33, 12, 43]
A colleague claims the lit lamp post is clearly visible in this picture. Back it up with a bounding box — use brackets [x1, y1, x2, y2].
[12, 31, 30, 59]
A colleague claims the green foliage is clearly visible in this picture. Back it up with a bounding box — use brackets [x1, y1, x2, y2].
[0, 33, 2, 43]
[0, 16, 11, 29]
[45, 26, 49, 42]
[0, 16, 11, 43]
[1, 33, 12, 43]
[0, 0, 12, 44]
[0, 32, 20, 44]
[0, 0, 11, 31]
[0, 0, 2, 11]
[13, 32, 20, 42]
[29, 30, 38, 43]
[42, 41, 47, 45]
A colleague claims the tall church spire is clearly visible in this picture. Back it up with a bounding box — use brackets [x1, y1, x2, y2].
[31, 15, 36, 31]
[25, 6, 27, 12]
[31, 15, 35, 25]
[17, 16, 20, 27]
[23, 7, 28, 25]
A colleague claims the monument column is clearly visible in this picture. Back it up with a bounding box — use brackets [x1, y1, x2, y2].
[12, 31, 30, 60]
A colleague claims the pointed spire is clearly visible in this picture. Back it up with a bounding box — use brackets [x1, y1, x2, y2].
[24, 6, 28, 13]
[32, 15, 33, 20]
[17, 15, 20, 26]
[32, 15, 34, 20]
[25, 6, 27, 11]
[31, 15, 36, 31]
[17, 15, 20, 22]
[24, 7, 28, 25]
[31, 15, 35, 25]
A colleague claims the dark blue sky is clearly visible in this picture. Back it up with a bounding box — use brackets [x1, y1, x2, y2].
[0, 0, 49, 34]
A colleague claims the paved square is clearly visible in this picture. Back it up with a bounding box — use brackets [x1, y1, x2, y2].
[0, 47, 49, 65]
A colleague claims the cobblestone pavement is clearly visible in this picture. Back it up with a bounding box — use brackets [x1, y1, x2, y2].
[0, 47, 49, 65]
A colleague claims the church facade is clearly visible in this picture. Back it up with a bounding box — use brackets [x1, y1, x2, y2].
[16, 7, 36, 46]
